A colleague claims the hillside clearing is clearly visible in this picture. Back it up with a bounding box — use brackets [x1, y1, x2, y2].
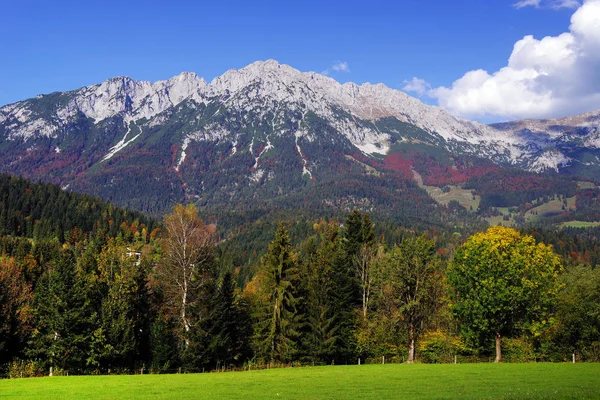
[560, 221, 600, 228]
[525, 196, 577, 221]
[412, 170, 480, 211]
[1, 364, 599, 400]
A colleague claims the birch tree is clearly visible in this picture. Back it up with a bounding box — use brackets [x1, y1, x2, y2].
[158, 204, 215, 345]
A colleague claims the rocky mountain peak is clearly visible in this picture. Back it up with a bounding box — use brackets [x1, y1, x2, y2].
[1, 60, 600, 174]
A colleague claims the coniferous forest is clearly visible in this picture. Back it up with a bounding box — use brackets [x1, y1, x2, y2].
[0, 174, 599, 378]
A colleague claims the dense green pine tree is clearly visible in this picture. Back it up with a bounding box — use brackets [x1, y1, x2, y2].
[300, 222, 352, 364]
[250, 223, 301, 364]
[149, 317, 179, 372]
[93, 240, 152, 370]
[204, 272, 252, 368]
[29, 249, 97, 373]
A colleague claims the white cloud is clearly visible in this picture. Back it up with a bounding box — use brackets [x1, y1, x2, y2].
[332, 61, 350, 73]
[513, 0, 581, 8]
[402, 77, 431, 96]
[514, 0, 542, 8]
[431, 0, 600, 120]
[553, 0, 584, 8]
[322, 61, 350, 75]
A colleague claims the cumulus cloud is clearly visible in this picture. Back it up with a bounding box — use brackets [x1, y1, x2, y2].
[430, 0, 600, 120]
[402, 77, 431, 96]
[322, 61, 350, 75]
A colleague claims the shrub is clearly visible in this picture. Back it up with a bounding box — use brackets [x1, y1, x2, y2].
[8, 360, 45, 378]
[502, 337, 535, 363]
[418, 330, 468, 364]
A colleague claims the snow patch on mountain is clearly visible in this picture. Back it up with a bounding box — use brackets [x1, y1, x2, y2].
[249, 168, 265, 183]
[187, 124, 230, 142]
[527, 150, 571, 172]
[252, 136, 273, 169]
[2, 59, 600, 172]
[176, 137, 190, 172]
[101, 121, 141, 162]
[295, 134, 312, 178]
[584, 129, 600, 148]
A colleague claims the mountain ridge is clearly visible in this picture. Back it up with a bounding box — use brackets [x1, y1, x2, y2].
[2, 60, 598, 174]
[0, 60, 599, 221]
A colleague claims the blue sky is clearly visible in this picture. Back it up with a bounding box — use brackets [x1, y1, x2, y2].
[2, 0, 597, 121]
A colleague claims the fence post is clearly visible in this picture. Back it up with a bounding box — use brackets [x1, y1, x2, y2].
[573, 353, 576, 364]
[454, 355, 457, 364]
[49, 367, 53, 377]
[382, 356, 385, 365]
[358, 358, 361, 365]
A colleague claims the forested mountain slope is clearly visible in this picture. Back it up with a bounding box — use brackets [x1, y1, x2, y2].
[1, 60, 599, 226]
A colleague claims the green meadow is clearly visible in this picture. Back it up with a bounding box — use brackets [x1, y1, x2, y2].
[1, 364, 599, 400]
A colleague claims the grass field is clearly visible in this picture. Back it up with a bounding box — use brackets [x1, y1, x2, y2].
[422, 184, 480, 211]
[560, 221, 600, 228]
[525, 196, 577, 222]
[412, 171, 480, 212]
[345, 155, 381, 176]
[1, 364, 599, 399]
[577, 181, 597, 190]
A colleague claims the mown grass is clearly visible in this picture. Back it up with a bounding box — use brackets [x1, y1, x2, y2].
[1, 363, 599, 399]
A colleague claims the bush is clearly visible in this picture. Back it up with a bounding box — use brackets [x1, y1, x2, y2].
[418, 331, 468, 364]
[8, 360, 45, 378]
[502, 337, 535, 363]
[580, 341, 600, 362]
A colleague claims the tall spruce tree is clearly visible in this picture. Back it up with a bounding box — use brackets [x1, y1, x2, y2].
[250, 223, 301, 364]
[205, 272, 252, 368]
[29, 249, 97, 373]
[94, 239, 152, 370]
[300, 222, 343, 364]
[149, 317, 179, 372]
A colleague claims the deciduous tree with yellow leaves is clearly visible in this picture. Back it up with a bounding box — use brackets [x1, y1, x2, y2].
[448, 226, 562, 363]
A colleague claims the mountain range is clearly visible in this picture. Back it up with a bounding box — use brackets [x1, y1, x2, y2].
[0, 60, 599, 229]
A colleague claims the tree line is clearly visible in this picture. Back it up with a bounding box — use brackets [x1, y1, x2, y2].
[1, 203, 599, 378]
